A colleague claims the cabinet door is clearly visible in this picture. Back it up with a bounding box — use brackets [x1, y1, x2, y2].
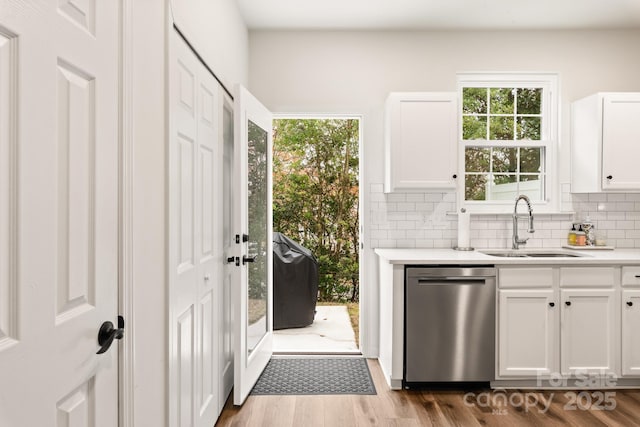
[622, 290, 640, 376]
[602, 94, 640, 190]
[560, 289, 617, 375]
[498, 289, 558, 377]
[385, 93, 457, 192]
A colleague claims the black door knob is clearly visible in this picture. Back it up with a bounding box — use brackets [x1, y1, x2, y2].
[452, 174, 457, 179]
[628, 301, 634, 307]
[97, 316, 124, 354]
[565, 301, 572, 306]
[549, 302, 555, 307]
[606, 175, 613, 180]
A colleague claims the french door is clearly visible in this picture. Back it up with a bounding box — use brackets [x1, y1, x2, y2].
[233, 85, 274, 405]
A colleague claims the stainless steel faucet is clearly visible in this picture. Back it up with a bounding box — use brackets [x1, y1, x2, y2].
[512, 194, 535, 249]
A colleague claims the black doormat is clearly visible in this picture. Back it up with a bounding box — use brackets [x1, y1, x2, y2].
[251, 357, 377, 395]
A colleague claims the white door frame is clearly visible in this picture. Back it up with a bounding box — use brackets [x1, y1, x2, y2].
[119, 0, 135, 425]
[271, 113, 365, 351]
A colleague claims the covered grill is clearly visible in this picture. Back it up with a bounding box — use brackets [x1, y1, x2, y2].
[272, 232, 319, 330]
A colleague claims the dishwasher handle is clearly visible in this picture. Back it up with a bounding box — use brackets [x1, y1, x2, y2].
[416, 277, 490, 285]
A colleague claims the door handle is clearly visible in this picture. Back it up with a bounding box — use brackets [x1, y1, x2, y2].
[242, 255, 257, 265]
[97, 316, 124, 354]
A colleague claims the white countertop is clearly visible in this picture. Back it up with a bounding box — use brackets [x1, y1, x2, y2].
[374, 247, 640, 265]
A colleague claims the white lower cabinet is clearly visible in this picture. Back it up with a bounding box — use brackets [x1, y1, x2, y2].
[622, 289, 640, 376]
[497, 266, 623, 382]
[498, 289, 557, 377]
[560, 288, 617, 375]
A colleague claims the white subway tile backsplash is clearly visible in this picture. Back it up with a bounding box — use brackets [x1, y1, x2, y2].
[397, 239, 416, 248]
[378, 239, 396, 248]
[424, 193, 444, 202]
[616, 202, 636, 211]
[406, 193, 425, 202]
[424, 230, 443, 239]
[415, 202, 435, 211]
[434, 239, 453, 248]
[397, 220, 417, 230]
[368, 184, 640, 250]
[387, 212, 406, 221]
[589, 193, 608, 202]
[370, 230, 389, 239]
[616, 221, 636, 230]
[608, 193, 628, 202]
[608, 230, 626, 239]
[387, 230, 407, 239]
[370, 192, 386, 202]
[386, 193, 406, 202]
[396, 202, 416, 211]
[616, 240, 635, 248]
[415, 239, 435, 248]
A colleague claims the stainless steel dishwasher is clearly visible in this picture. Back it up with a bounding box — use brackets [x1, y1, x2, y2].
[404, 266, 496, 385]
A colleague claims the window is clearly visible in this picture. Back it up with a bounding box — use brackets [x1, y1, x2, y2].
[457, 73, 558, 213]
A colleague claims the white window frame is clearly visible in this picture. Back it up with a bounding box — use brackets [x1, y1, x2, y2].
[457, 72, 560, 214]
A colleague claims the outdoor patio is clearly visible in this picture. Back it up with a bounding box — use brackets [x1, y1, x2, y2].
[273, 305, 359, 354]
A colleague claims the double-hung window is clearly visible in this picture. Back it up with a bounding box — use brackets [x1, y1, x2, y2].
[457, 73, 559, 213]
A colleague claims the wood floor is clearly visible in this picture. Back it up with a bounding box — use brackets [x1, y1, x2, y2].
[215, 359, 640, 426]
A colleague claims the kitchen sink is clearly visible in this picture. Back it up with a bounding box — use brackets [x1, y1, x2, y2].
[480, 250, 585, 258]
[482, 251, 529, 257]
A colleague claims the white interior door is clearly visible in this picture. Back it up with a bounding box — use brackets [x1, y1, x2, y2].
[233, 85, 273, 405]
[0, 1, 119, 426]
[168, 30, 223, 426]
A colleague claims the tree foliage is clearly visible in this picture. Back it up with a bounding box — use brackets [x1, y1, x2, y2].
[273, 119, 359, 302]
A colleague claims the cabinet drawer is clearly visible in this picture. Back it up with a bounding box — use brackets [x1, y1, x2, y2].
[498, 268, 554, 289]
[560, 267, 616, 288]
[622, 267, 640, 287]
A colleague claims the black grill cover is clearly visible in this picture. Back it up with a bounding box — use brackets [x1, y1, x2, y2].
[273, 232, 319, 330]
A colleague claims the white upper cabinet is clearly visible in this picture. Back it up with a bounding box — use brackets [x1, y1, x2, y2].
[384, 92, 458, 192]
[571, 92, 640, 192]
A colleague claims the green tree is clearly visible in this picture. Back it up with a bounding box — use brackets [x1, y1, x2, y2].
[273, 119, 359, 302]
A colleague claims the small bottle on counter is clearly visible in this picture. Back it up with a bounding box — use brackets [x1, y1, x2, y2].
[568, 224, 577, 245]
[575, 225, 586, 246]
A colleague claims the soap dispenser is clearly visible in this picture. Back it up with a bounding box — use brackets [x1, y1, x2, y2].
[568, 224, 577, 245]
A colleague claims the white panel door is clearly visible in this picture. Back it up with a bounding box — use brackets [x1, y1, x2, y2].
[0, 1, 119, 426]
[169, 30, 221, 426]
[233, 85, 273, 405]
[498, 289, 558, 377]
[560, 289, 618, 375]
